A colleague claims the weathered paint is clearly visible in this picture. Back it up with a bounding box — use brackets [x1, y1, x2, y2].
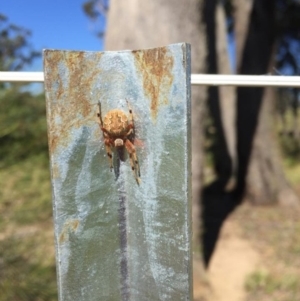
[44, 43, 192, 301]
[59, 219, 80, 244]
[133, 47, 174, 121]
[44, 51, 102, 152]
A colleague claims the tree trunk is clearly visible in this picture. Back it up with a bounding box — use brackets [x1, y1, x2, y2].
[203, 0, 234, 189]
[246, 87, 299, 205]
[216, 2, 237, 191]
[236, 0, 299, 205]
[201, 0, 239, 267]
[232, 0, 254, 71]
[105, 0, 207, 248]
[235, 0, 271, 199]
[201, 0, 299, 267]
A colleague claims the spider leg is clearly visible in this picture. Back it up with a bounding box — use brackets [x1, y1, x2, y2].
[104, 138, 113, 171]
[97, 102, 112, 168]
[126, 100, 135, 135]
[126, 128, 133, 136]
[125, 139, 141, 185]
[97, 101, 104, 127]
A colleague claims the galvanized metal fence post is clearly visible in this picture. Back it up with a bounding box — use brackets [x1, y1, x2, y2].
[44, 43, 192, 301]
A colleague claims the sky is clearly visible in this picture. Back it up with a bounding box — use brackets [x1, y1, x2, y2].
[1, 1, 236, 75]
[2, 0, 105, 72]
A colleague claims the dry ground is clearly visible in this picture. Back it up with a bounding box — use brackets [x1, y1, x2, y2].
[193, 202, 300, 301]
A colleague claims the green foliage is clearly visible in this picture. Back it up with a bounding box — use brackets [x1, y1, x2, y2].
[0, 9, 56, 299]
[0, 236, 57, 301]
[0, 14, 40, 71]
[82, 0, 108, 38]
[0, 88, 48, 168]
[0, 86, 56, 299]
[279, 134, 300, 162]
[0, 155, 52, 230]
[0, 12, 55, 301]
[82, 0, 108, 19]
[275, 88, 300, 166]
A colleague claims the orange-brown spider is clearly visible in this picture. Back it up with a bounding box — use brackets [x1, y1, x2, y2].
[97, 101, 141, 185]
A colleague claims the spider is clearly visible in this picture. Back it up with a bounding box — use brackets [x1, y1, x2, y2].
[97, 100, 141, 185]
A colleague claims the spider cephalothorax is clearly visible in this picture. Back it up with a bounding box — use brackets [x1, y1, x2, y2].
[97, 101, 141, 185]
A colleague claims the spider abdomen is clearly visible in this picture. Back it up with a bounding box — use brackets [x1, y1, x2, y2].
[103, 109, 129, 136]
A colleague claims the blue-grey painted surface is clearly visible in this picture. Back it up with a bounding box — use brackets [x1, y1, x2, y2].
[44, 43, 192, 301]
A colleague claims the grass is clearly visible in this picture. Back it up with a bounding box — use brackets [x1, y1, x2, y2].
[245, 269, 300, 296]
[0, 155, 52, 228]
[0, 153, 57, 301]
[0, 235, 57, 301]
[230, 200, 300, 301]
[283, 157, 300, 188]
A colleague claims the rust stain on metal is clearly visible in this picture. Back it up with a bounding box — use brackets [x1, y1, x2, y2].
[45, 51, 103, 152]
[132, 47, 174, 120]
[52, 162, 60, 179]
[59, 219, 80, 244]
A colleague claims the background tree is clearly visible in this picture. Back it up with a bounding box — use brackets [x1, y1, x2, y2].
[275, 1, 300, 165]
[0, 15, 56, 301]
[0, 14, 39, 72]
[82, 0, 108, 39]
[232, 0, 299, 205]
[202, 0, 300, 265]
[0, 15, 45, 167]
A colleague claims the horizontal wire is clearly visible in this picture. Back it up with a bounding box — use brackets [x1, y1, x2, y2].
[1, 71, 300, 87]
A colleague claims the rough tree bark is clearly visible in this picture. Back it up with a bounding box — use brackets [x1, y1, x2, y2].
[247, 87, 299, 205]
